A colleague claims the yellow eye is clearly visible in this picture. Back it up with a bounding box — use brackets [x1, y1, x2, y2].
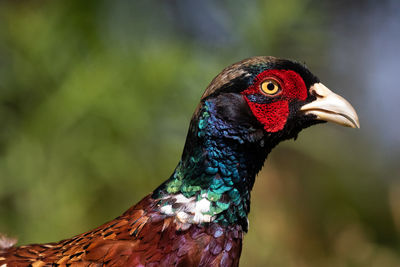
[260, 79, 280, 95]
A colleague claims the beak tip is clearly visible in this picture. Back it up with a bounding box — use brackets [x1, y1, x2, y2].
[351, 115, 360, 129]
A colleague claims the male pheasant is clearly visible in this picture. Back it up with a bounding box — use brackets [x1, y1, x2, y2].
[0, 56, 359, 266]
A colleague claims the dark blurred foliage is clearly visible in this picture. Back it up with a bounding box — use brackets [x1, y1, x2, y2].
[0, 0, 399, 266]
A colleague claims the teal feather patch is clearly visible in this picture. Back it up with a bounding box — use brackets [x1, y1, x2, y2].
[155, 100, 266, 230]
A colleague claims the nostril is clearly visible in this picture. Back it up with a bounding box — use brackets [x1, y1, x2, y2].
[309, 87, 324, 98]
[309, 88, 320, 98]
[310, 83, 333, 98]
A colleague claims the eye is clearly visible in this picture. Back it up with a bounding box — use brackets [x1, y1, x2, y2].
[260, 79, 281, 95]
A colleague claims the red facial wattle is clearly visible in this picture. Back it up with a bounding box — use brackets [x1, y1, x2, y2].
[241, 69, 308, 133]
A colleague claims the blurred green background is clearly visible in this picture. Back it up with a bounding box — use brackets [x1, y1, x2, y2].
[1, 0, 400, 266]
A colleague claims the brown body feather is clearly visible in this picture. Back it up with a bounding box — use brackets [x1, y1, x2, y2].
[0, 195, 242, 266]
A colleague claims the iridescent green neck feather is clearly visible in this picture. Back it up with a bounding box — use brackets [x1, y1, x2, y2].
[153, 96, 271, 230]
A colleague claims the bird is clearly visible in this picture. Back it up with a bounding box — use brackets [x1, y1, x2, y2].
[0, 56, 359, 267]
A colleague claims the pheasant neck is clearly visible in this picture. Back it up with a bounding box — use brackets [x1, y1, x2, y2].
[153, 100, 271, 231]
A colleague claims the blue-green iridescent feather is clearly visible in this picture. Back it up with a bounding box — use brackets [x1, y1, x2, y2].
[154, 99, 269, 230]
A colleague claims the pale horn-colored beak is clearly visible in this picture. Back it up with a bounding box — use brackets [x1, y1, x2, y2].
[300, 83, 360, 128]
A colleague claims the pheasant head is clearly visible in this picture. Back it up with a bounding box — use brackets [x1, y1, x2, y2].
[154, 56, 359, 231]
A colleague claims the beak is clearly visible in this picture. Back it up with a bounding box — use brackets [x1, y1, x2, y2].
[300, 83, 360, 128]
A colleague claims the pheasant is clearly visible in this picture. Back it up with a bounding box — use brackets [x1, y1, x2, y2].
[0, 56, 359, 267]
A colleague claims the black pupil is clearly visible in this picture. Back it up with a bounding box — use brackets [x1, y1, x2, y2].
[267, 82, 275, 91]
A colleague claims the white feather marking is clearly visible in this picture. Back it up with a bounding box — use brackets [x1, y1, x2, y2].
[174, 194, 193, 204]
[203, 214, 212, 223]
[160, 205, 174, 216]
[195, 198, 211, 213]
[160, 194, 214, 225]
[176, 211, 189, 223]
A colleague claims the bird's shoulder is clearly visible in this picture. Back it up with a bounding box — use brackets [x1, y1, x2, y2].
[0, 195, 242, 266]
